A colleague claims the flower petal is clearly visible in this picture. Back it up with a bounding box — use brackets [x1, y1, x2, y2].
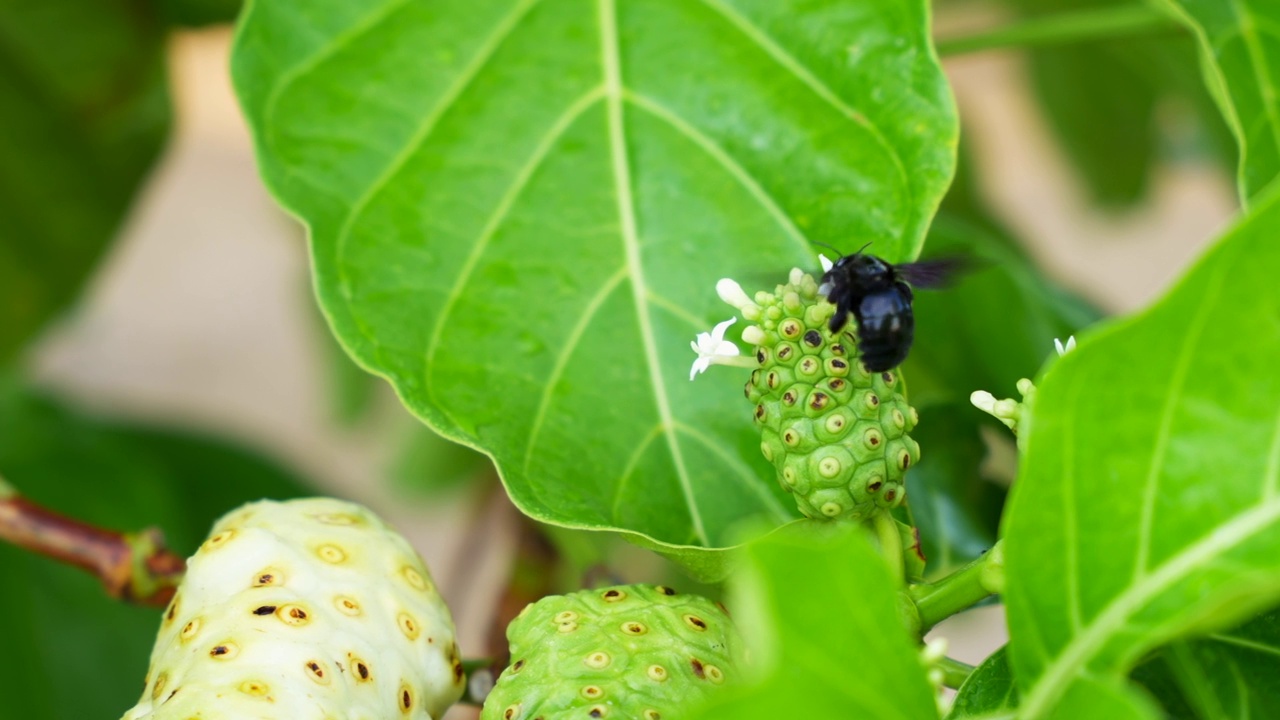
[715, 279, 754, 311]
[709, 316, 737, 341]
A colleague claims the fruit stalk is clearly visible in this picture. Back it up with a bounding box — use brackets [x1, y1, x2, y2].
[872, 509, 905, 587]
[0, 477, 184, 605]
[908, 540, 1005, 632]
[937, 656, 976, 690]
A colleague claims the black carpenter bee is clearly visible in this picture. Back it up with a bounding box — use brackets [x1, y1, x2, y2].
[817, 245, 966, 372]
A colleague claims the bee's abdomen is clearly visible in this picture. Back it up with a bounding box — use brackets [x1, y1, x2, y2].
[855, 290, 914, 372]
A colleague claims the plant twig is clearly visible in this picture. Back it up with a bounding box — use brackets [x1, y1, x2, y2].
[936, 5, 1179, 56]
[871, 510, 905, 587]
[938, 656, 977, 690]
[0, 475, 185, 606]
[909, 540, 1005, 632]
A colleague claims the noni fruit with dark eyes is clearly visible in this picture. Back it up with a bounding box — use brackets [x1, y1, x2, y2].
[121, 498, 465, 720]
[737, 269, 921, 521]
[482, 584, 744, 720]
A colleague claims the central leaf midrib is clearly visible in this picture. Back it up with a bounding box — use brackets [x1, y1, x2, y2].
[1019, 497, 1280, 717]
[598, 0, 709, 546]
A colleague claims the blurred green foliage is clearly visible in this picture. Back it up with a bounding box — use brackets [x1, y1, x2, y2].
[0, 0, 170, 362]
[0, 377, 313, 719]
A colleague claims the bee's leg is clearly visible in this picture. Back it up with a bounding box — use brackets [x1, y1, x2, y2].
[828, 297, 854, 333]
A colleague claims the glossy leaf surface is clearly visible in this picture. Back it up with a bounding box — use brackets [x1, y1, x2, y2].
[949, 646, 1017, 720]
[1162, 0, 1280, 200]
[1133, 608, 1280, 719]
[693, 525, 938, 720]
[0, 1, 170, 361]
[1003, 184, 1280, 717]
[0, 382, 312, 720]
[233, 0, 957, 555]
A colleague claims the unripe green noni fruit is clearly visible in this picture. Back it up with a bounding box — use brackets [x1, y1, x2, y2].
[743, 270, 921, 521]
[121, 498, 465, 720]
[482, 584, 744, 720]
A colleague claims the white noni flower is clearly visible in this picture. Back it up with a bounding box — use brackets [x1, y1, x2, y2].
[690, 317, 744, 380]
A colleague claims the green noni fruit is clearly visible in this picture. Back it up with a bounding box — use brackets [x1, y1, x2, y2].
[121, 498, 465, 720]
[739, 268, 921, 521]
[482, 584, 744, 720]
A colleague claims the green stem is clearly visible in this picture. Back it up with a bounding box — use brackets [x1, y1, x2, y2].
[909, 540, 1005, 632]
[872, 510, 904, 587]
[0, 474, 14, 500]
[936, 5, 1179, 56]
[938, 656, 976, 690]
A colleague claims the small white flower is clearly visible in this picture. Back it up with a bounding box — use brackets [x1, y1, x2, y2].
[969, 390, 997, 415]
[716, 278, 757, 312]
[1054, 335, 1076, 356]
[921, 637, 949, 665]
[690, 318, 741, 380]
[819, 253, 834, 273]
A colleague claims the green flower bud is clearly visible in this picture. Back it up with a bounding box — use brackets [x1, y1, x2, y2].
[482, 585, 744, 720]
[743, 270, 921, 521]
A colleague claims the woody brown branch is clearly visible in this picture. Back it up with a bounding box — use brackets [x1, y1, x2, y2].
[0, 482, 186, 606]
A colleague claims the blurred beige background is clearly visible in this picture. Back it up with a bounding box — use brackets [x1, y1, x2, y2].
[25, 23, 1237, 713]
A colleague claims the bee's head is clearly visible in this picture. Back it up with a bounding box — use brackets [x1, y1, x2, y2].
[834, 252, 892, 286]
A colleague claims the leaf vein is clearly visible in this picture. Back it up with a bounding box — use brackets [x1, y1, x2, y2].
[1134, 257, 1232, 576]
[424, 88, 606, 391]
[523, 266, 629, 473]
[672, 421, 791, 523]
[599, 0, 707, 546]
[696, 0, 912, 227]
[1020, 498, 1280, 716]
[624, 90, 810, 254]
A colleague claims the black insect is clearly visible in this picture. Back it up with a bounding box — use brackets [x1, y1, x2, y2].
[818, 246, 966, 372]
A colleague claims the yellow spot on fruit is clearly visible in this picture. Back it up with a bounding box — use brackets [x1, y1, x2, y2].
[398, 612, 420, 640]
[335, 596, 362, 616]
[209, 642, 239, 659]
[238, 680, 270, 698]
[401, 566, 428, 591]
[316, 544, 347, 564]
[202, 530, 235, 552]
[276, 604, 311, 626]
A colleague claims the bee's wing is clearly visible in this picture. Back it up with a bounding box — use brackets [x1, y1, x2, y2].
[896, 255, 975, 289]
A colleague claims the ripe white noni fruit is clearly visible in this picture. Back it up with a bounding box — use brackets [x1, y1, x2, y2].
[121, 497, 464, 720]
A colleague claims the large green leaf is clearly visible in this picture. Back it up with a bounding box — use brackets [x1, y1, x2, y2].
[1132, 608, 1280, 718]
[233, 0, 957, 556]
[0, 381, 313, 720]
[1161, 0, 1280, 201]
[1002, 183, 1280, 717]
[693, 525, 938, 719]
[0, 1, 170, 361]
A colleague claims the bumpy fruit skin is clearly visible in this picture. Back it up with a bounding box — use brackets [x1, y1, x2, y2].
[744, 271, 920, 521]
[482, 584, 743, 720]
[121, 498, 464, 720]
